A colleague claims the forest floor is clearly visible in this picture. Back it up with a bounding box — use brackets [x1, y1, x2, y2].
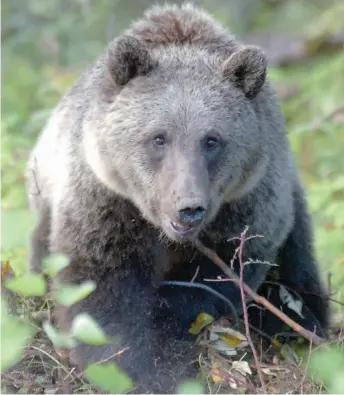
[1, 289, 344, 394]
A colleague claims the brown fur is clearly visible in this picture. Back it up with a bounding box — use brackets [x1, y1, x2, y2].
[127, 3, 237, 52]
[26, 3, 329, 393]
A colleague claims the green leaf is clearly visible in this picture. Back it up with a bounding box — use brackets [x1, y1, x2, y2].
[43, 321, 76, 349]
[331, 372, 344, 394]
[1, 297, 36, 371]
[5, 273, 47, 297]
[177, 380, 205, 394]
[188, 312, 214, 335]
[1, 209, 35, 250]
[308, 347, 344, 392]
[71, 313, 109, 346]
[55, 281, 96, 306]
[42, 255, 70, 277]
[85, 363, 133, 393]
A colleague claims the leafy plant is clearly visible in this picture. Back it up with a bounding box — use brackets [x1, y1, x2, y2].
[177, 380, 205, 394]
[308, 347, 344, 393]
[0, 297, 36, 371]
[2, 255, 133, 393]
[85, 363, 133, 393]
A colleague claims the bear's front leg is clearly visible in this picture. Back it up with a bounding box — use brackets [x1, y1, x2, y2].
[156, 245, 273, 339]
[55, 264, 196, 394]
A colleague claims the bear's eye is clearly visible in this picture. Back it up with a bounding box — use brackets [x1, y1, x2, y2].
[153, 135, 166, 147]
[204, 136, 219, 150]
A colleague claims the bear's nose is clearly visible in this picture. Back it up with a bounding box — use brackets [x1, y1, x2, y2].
[178, 206, 206, 227]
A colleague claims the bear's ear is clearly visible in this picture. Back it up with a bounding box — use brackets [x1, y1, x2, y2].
[221, 45, 267, 99]
[107, 35, 155, 86]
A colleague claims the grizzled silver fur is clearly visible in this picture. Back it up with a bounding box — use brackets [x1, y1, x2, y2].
[26, 3, 329, 393]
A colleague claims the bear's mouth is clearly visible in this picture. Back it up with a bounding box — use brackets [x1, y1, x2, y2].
[163, 214, 202, 241]
[170, 220, 198, 235]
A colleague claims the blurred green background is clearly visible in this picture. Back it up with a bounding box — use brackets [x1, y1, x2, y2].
[1, 0, 344, 307]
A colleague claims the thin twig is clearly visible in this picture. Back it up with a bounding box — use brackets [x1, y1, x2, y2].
[203, 277, 233, 282]
[194, 238, 324, 346]
[300, 329, 314, 393]
[31, 344, 73, 393]
[204, 277, 344, 307]
[95, 347, 130, 364]
[75, 347, 131, 379]
[30, 345, 70, 375]
[191, 265, 200, 283]
[236, 227, 267, 393]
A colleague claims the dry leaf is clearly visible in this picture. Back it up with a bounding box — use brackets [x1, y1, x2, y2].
[199, 321, 249, 355]
[211, 339, 238, 356]
[211, 367, 224, 383]
[219, 333, 246, 347]
[261, 368, 278, 377]
[210, 324, 247, 338]
[188, 312, 214, 335]
[210, 359, 226, 384]
[261, 366, 290, 377]
[210, 325, 248, 349]
[232, 361, 252, 376]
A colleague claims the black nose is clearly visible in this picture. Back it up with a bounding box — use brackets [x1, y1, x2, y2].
[178, 206, 206, 226]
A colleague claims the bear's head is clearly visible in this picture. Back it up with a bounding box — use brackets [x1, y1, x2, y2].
[83, 34, 269, 243]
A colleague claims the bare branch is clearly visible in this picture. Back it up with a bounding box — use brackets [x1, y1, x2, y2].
[191, 265, 200, 283]
[236, 227, 267, 393]
[194, 238, 324, 346]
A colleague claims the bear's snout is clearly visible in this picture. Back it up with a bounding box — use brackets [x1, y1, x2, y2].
[176, 197, 207, 228]
[161, 197, 208, 242]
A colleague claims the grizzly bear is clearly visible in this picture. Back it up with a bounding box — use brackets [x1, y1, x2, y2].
[26, 2, 329, 393]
